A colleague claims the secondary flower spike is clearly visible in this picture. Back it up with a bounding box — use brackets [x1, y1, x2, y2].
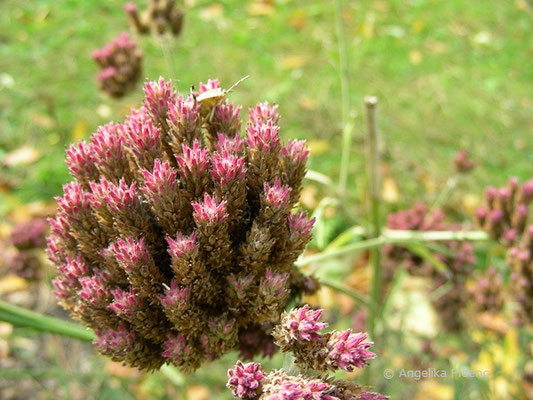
[92, 32, 142, 98]
[48, 77, 317, 371]
[228, 305, 387, 400]
[125, 0, 185, 36]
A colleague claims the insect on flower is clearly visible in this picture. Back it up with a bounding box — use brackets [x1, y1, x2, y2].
[194, 76, 249, 118]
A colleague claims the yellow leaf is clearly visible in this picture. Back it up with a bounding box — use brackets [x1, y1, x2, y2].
[307, 139, 330, 155]
[411, 19, 425, 33]
[199, 4, 223, 21]
[416, 380, 453, 400]
[2, 146, 41, 167]
[279, 55, 307, 69]
[288, 9, 307, 31]
[247, 2, 275, 17]
[299, 95, 316, 110]
[409, 50, 423, 65]
[299, 185, 318, 209]
[0, 275, 29, 294]
[71, 120, 88, 141]
[381, 176, 399, 203]
[187, 385, 210, 400]
[461, 193, 479, 214]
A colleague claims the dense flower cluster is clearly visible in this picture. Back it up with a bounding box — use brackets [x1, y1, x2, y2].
[476, 178, 533, 323]
[453, 149, 474, 173]
[9, 219, 48, 280]
[92, 32, 142, 98]
[125, 0, 184, 36]
[227, 306, 386, 400]
[468, 267, 505, 314]
[48, 77, 317, 371]
[384, 203, 476, 331]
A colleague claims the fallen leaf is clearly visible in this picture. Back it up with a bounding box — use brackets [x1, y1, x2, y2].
[280, 55, 307, 69]
[0, 275, 29, 294]
[415, 380, 453, 400]
[2, 147, 41, 167]
[299, 96, 316, 110]
[306, 139, 330, 155]
[187, 385, 210, 400]
[288, 9, 307, 31]
[299, 185, 318, 209]
[475, 313, 510, 334]
[199, 4, 223, 21]
[106, 361, 140, 378]
[71, 120, 88, 141]
[409, 50, 423, 65]
[381, 176, 399, 203]
[32, 113, 54, 129]
[461, 193, 479, 214]
[411, 19, 425, 33]
[247, 2, 275, 17]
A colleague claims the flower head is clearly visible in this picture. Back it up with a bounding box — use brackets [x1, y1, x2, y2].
[227, 361, 265, 399]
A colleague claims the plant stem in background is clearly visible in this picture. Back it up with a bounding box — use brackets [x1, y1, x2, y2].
[335, 0, 353, 196]
[364, 96, 381, 384]
[0, 300, 94, 342]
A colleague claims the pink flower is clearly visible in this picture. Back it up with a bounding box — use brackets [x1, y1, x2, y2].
[227, 361, 265, 399]
[192, 193, 228, 224]
[105, 179, 140, 213]
[94, 324, 134, 355]
[168, 94, 201, 129]
[263, 179, 291, 209]
[143, 77, 176, 120]
[281, 140, 309, 164]
[141, 159, 178, 195]
[159, 280, 191, 308]
[124, 1, 137, 13]
[109, 287, 141, 316]
[215, 133, 245, 154]
[65, 141, 96, 179]
[79, 275, 108, 307]
[176, 140, 210, 178]
[58, 256, 89, 282]
[109, 237, 150, 271]
[249, 102, 280, 125]
[166, 232, 198, 259]
[211, 151, 246, 186]
[199, 79, 221, 93]
[359, 393, 388, 400]
[287, 211, 315, 237]
[123, 118, 162, 163]
[162, 333, 194, 363]
[246, 120, 281, 152]
[260, 269, 289, 298]
[282, 305, 327, 341]
[326, 331, 376, 371]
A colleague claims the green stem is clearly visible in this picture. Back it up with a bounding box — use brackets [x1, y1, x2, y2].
[335, 0, 352, 195]
[0, 300, 95, 341]
[364, 96, 381, 385]
[320, 279, 370, 307]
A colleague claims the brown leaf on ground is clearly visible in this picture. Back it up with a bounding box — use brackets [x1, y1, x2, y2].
[2, 147, 41, 167]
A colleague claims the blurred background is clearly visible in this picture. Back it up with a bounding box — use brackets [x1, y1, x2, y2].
[0, 0, 532, 399]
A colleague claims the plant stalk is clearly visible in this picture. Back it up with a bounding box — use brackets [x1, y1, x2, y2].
[364, 96, 381, 384]
[0, 300, 94, 341]
[335, 0, 352, 195]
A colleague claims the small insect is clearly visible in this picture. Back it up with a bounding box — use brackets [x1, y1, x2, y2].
[193, 76, 249, 119]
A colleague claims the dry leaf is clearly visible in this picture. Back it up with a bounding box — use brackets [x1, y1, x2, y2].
[288, 9, 307, 31]
[71, 120, 88, 141]
[280, 55, 307, 69]
[187, 385, 210, 400]
[381, 176, 399, 203]
[32, 113, 54, 129]
[299, 185, 318, 209]
[299, 95, 316, 110]
[247, 2, 275, 17]
[0, 275, 29, 294]
[415, 380, 453, 400]
[461, 193, 479, 214]
[199, 4, 223, 21]
[105, 361, 140, 378]
[2, 147, 41, 167]
[306, 139, 330, 155]
[411, 19, 425, 33]
[409, 50, 423, 65]
[475, 313, 510, 334]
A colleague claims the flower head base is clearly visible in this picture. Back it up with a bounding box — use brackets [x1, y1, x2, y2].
[48, 76, 316, 371]
[125, 0, 184, 36]
[92, 32, 142, 98]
